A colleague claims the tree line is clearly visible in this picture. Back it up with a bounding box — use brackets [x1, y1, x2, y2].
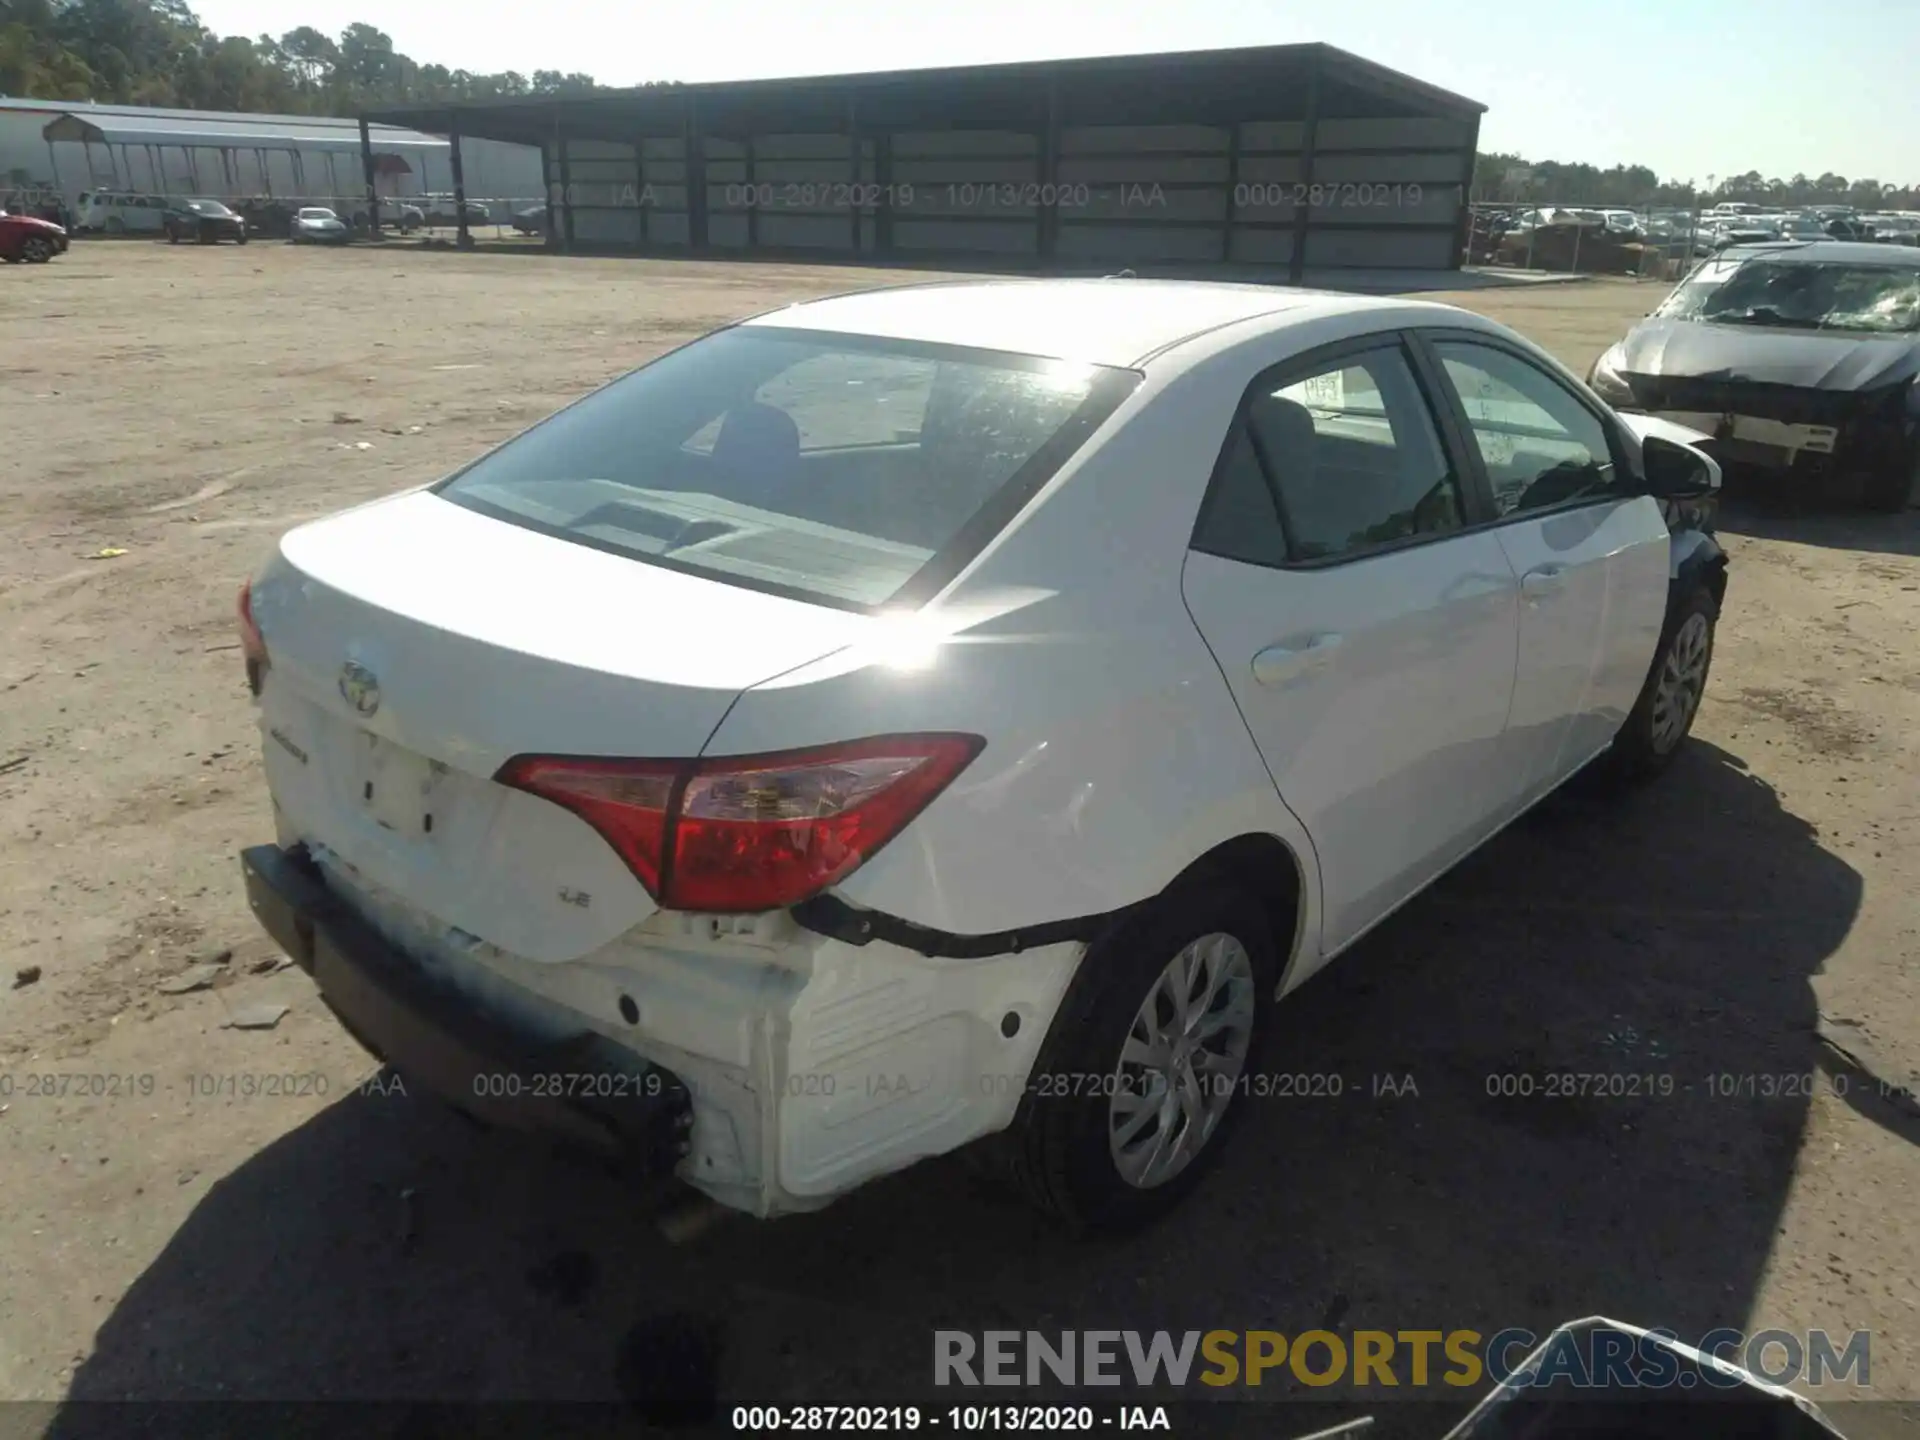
[1472, 151, 1920, 212]
[0, 0, 619, 114]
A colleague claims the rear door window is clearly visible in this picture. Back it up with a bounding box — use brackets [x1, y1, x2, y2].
[1192, 343, 1466, 567]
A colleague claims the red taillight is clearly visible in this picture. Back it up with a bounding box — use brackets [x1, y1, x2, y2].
[497, 734, 983, 913]
[237, 580, 269, 695]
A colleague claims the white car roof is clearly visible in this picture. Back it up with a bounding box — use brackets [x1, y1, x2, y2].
[743, 278, 1400, 368]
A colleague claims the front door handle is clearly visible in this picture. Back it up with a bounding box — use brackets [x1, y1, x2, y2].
[1520, 565, 1567, 599]
[1252, 633, 1343, 687]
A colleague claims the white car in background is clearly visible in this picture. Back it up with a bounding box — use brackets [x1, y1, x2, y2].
[237, 280, 1728, 1231]
[290, 206, 351, 245]
[75, 191, 169, 235]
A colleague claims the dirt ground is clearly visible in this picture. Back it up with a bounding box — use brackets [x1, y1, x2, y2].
[2, 245, 1918, 1431]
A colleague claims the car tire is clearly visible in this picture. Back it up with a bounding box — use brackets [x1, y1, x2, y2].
[105, 215, 124, 235]
[21, 236, 54, 264]
[1602, 582, 1719, 783]
[237, 232, 249, 245]
[167, 226, 179, 244]
[1862, 442, 1920, 513]
[994, 885, 1277, 1234]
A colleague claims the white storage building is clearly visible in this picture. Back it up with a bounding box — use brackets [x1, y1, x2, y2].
[0, 97, 541, 210]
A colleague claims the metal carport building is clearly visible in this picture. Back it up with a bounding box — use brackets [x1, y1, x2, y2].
[361, 43, 1484, 280]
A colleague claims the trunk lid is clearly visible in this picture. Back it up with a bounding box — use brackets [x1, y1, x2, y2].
[250, 489, 869, 960]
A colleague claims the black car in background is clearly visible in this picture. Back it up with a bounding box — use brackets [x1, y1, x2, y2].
[164, 199, 248, 245]
[1589, 241, 1920, 510]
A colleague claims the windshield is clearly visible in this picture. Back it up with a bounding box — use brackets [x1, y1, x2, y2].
[188, 201, 234, 216]
[299, 209, 337, 220]
[1656, 258, 1920, 333]
[437, 327, 1138, 610]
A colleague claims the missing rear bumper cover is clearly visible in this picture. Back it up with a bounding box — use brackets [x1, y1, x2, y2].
[239, 843, 692, 1174]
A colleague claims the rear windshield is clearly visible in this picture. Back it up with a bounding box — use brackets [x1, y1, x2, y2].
[436, 327, 1138, 610]
[1658, 258, 1920, 333]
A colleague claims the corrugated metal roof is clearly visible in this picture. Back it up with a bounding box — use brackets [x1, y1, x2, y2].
[0, 96, 444, 145]
[368, 41, 1486, 132]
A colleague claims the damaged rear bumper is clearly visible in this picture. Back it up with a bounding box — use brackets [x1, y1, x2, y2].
[241, 843, 693, 1172]
[240, 841, 1086, 1216]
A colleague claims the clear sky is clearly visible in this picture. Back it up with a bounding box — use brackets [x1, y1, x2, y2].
[189, 0, 1920, 184]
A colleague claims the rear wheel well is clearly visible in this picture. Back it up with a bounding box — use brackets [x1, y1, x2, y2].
[1166, 834, 1304, 969]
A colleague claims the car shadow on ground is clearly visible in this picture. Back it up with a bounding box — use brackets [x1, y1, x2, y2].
[51, 741, 1860, 1429]
[1717, 486, 1920, 559]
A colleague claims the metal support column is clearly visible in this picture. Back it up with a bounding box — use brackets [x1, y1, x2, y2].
[539, 140, 556, 248]
[1452, 112, 1481, 268]
[635, 135, 649, 250]
[1037, 75, 1061, 265]
[846, 89, 860, 252]
[744, 135, 757, 250]
[1288, 51, 1324, 285]
[358, 118, 381, 236]
[1222, 116, 1243, 263]
[448, 114, 471, 248]
[686, 97, 708, 251]
[543, 106, 561, 249]
[556, 121, 575, 250]
[874, 131, 894, 256]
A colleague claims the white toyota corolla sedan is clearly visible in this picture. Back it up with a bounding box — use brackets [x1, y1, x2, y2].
[237, 278, 1728, 1232]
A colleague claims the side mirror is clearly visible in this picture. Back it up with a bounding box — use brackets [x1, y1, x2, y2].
[1642, 433, 1720, 498]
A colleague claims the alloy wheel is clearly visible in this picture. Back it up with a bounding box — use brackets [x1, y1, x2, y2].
[1650, 610, 1711, 753]
[1108, 931, 1256, 1189]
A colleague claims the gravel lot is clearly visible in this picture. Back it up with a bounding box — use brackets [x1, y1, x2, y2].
[2, 244, 1917, 1429]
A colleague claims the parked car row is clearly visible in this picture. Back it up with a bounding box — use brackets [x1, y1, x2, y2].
[1475, 203, 1920, 269]
[60, 189, 502, 241]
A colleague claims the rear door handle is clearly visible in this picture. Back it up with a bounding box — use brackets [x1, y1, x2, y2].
[1520, 565, 1567, 599]
[1252, 633, 1343, 687]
